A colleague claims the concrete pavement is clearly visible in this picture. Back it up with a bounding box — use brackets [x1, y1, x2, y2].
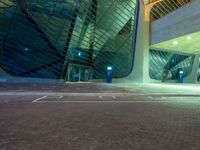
[0, 94, 200, 150]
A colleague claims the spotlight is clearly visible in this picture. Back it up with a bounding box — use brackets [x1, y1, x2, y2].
[173, 41, 178, 45]
[107, 66, 112, 70]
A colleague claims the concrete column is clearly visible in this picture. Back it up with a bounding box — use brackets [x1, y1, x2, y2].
[184, 55, 199, 83]
[123, 0, 152, 83]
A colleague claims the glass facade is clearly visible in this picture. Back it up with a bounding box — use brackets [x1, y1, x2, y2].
[0, 0, 138, 80]
[149, 49, 195, 81]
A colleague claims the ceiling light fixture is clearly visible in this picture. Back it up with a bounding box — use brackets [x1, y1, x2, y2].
[173, 41, 178, 45]
[187, 36, 191, 40]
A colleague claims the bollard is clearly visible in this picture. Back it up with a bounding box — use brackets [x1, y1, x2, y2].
[177, 68, 184, 83]
[106, 66, 112, 83]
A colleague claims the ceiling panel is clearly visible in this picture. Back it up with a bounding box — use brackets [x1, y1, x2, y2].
[150, 31, 200, 54]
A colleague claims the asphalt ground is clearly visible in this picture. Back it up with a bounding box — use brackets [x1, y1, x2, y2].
[0, 95, 200, 150]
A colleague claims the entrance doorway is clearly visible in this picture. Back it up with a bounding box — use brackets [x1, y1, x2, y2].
[65, 64, 91, 82]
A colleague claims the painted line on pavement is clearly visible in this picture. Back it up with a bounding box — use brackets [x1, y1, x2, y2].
[32, 96, 47, 103]
[112, 96, 116, 99]
[59, 96, 63, 99]
[34, 100, 188, 104]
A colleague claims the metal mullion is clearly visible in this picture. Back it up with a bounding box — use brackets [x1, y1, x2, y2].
[67, 19, 134, 61]
[82, 23, 135, 68]
[92, 30, 135, 77]
[86, 32, 134, 78]
[159, 2, 171, 14]
[159, 49, 169, 65]
[0, 62, 18, 76]
[22, 60, 62, 77]
[0, 4, 17, 53]
[165, 0, 177, 10]
[12, 6, 125, 62]
[95, 0, 135, 25]
[173, 0, 182, 7]
[59, 14, 134, 57]
[76, 0, 134, 42]
[151, 4, 163, 18]
[0, 58, 27, 74]
[16, 1, 64, 58]
[91, 13, 135, 52]
[185, 0, 191, 3]
[2, 31, 61, 61]
[182, 56, 189, 75]
[2, 38, 61, 75]
[27, 0, 79, 76]
[27, 3, 62, 51]
[156, 50, 168, 70]
[4, 0, 136, 78]
[0, 3, 61, 75]
[161, 1, 174, 12]
[181, 0, 188, 5]
[169, 0, 179, 8]
[0, 53, 32, 73]
[31, 0, 66, 44]
[1, 45, 54, 71]
[0, 53, 27, 72]
[154, 3, 167, 16]
[12, 24, 63, 62]
[97, 0, 135, 25]
[150, 9, 160, 20]
[0, 0, 15, 7]
[150, 50, 166, 74]
[149, 51, 160, 78]
[52, 2, 80, 47]
[177, 0, 185, 5]
[57, 0, 135, 52]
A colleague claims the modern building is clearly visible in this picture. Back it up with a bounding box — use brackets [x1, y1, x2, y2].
[0, 0, 199, 83]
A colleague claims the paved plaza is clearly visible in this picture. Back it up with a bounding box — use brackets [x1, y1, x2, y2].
[0, 83, 200, 150]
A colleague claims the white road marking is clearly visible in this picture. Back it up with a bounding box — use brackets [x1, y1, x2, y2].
[59, 96, 63, 99]
[32, 96, 47, 103]
[34, 100, 179, 103]
[161, 97, 168, 99]
[148, 96, 153, 99]
[112, 96, 116, 99]
[99, 96, 103, 99]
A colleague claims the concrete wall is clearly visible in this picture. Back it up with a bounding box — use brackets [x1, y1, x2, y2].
[151, 0, 200, 45]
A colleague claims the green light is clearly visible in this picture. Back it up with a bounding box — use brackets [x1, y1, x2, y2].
[173, 41, 178, 45]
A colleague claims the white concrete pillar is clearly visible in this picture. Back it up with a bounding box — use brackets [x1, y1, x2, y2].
[123, 0, 152, 83]
[184, 55, 199, 83]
